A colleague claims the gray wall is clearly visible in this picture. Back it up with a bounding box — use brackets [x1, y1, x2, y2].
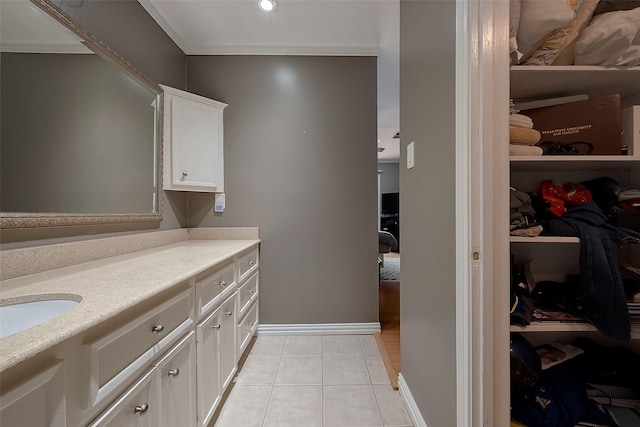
[400, 1, 457, 425]
[378, 162, 400, 194]
[2, 0, 188, 247]
[185, 56, 379, 324]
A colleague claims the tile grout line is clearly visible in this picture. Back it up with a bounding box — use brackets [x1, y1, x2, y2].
[363, 336, 386, 427]
[322, 335, 325, 427]
[260, 336, 286, 427]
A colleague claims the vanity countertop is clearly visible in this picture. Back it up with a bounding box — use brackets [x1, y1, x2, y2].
[0, 238, 260, 372]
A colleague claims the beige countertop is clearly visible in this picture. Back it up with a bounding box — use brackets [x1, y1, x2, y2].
[0, 238, 260, 372]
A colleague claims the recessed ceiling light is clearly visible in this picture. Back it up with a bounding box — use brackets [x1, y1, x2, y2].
[258, 0, 277, 12]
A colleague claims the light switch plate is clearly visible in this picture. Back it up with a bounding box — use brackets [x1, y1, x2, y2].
[407, 141, 415, 169]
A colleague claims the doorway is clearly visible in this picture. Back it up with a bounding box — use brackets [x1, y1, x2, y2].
[377, 162, 401, 388]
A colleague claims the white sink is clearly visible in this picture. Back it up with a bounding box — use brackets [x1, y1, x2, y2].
[0, 297, 81, 339]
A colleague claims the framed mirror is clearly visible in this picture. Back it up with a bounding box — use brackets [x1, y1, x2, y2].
[0, 0, 163, 229]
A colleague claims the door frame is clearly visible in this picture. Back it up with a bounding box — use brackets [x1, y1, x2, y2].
[455, 0, 510, 425]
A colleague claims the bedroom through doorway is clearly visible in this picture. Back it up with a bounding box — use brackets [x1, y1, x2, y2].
[377, 162, 401, 388]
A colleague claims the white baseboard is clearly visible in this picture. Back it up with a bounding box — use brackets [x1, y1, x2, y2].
[257, 322, 381, 335]
[398, 373, 428, 427]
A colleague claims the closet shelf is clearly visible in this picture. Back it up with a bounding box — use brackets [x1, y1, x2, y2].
[510, 236, 580, 244]
[510, 65, 640, 100]
[510, 156, 639, 170]
[511, 323, 640, 339]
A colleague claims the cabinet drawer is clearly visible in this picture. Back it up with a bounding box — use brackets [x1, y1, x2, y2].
[88, 368, 155, 427]
[237, 271, 258, 318]
[84, 288, 194, 410]
[196, 262, 235, 318]
[237, 300, 258, 356]
[237, 248, 259, 284]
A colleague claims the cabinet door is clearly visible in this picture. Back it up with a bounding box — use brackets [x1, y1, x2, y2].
[196, 306, 222, 427]
[0, 361, 66, 427]
[162, 85, 226, 193]
[220, 294, 237, 391]
[171, 97, 219, 189]
[88, 369, 155, 427]
[155, 332, 197, 427]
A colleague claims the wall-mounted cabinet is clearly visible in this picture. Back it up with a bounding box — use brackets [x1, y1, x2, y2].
[161, 85, 227, 193]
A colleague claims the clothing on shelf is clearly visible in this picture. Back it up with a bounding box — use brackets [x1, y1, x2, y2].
[542, 201, 640, 340]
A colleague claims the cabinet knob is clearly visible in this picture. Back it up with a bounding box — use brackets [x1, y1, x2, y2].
[212, 323, 221, 329]
[182, 171, 188, 178]
[168, 369, 180, 377]
[219, 280, 227, 287]
[225, 311, 233, 316]
[152, 325, 165, 334]
[249, 289, 255, 294]
[134, 403, 149, 415]
[249, 260, 255, 266]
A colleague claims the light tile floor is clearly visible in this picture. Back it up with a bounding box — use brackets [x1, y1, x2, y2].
[212, 335, 413, 427]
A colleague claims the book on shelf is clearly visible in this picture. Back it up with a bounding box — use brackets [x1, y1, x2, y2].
[535, 342, 584, 370]
[513, 94, 589, 112]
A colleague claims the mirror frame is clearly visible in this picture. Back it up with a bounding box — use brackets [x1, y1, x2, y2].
[0, 0, 163, 230]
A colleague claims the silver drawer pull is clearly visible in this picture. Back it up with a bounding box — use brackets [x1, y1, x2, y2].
[249, 260, 255, 266]
[212, 324, 221, 329]
[219, 280, 227, 287]
[152, 325, 165, 334]
[134, 403, 149, 415]
[182, 171, 188, 178]
[225, 311, 233, 316]
[168, 369, 180, 377]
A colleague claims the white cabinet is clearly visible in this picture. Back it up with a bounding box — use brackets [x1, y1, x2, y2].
[0, 361, 66, 427]
[196, 292, 237, 427]
[83, 287, 194, 412]
[88, 332, 196, 427]
[219, 293, 237, 391]
[161, 85, 227, 193]
[0, 243, 259, 427]
[155, 332, 197, 427]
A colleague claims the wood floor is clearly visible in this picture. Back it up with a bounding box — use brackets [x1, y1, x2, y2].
[376, 252, 401, 389]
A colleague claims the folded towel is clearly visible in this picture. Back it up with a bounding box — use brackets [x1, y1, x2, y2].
[510, 225, 543, 237]
[509, 114, 534, 128]
[509, 144, 543, 156]
[509, 127, 541, 145]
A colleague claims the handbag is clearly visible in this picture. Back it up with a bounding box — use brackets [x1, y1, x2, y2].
[536, 141, 594, 155]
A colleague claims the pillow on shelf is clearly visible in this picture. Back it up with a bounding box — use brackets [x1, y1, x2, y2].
[517, 0, 599, 66]
[593, 0, 640, 16]
[510, 0, 523, 64]
[574, 8, 640, 66]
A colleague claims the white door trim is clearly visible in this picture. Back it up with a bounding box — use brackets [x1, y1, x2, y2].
[454, 0, 474, 425]
[455, 0, 511, 426]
